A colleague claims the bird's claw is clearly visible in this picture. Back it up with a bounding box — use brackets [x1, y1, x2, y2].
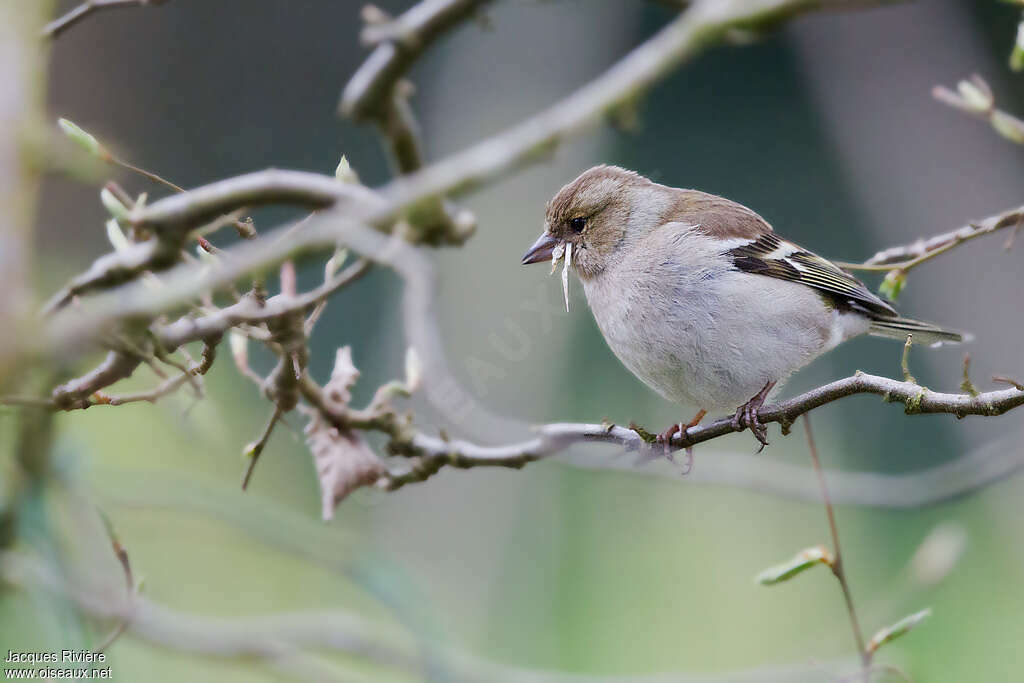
[733, 404, 768, 452]
[657, 423, 681, 454]
[732, 382, 775, 452]
[656, 431, 694, 476]
[678, 447, 694, 475]
[656, 409, 705, 472]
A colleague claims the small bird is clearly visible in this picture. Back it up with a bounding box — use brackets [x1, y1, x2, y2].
[522, 166, 966, 448]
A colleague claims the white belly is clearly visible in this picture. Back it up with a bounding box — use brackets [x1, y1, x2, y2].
[581, 252, 866, 413]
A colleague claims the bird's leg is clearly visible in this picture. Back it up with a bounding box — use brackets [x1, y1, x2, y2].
[732, 381, 775, 452]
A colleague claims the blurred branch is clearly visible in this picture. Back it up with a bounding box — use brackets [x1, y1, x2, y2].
[43, 0, 169, 39]
[341, 0, 487, 244]
[933, 74, 1024, 145]
[154, 256, 372, 351]
[340, 0, 492, 121]
[1, 1, 53, 381]
[4, 551, 861, 683]
[41, 237, 181, 314]
[51, 349, 143, 408]
[128, 168, 382, 238]
[2, 553, 411, 682]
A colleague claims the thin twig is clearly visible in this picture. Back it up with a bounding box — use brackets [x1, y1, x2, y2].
[155, 259, 373, 352]
[43, 0, 169, 39]
[241, 407, 283, 490]
[94, 509, 136, 653]
[993, 375, 1024, 391]
[305, 258, 372, 335]
[836, 205, 1024, 272]
[111, 157, 184, 193]
[804, 414, 869, 678]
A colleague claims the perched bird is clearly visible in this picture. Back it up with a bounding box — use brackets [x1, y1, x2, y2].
[522, 165, 966, 448]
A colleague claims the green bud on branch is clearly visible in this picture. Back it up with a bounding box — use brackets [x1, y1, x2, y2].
[58, 117, 110, 160]
[878, 269, 906, 301]
[991, 110, 1024, 144]
[756, 545, 833, 586]
[867, 608, 932, 654]
[105, 219, 131, 254]
[1011, 20, 1024, 72]
[100, 187, 130, 221]
[334, 155, 360, 184]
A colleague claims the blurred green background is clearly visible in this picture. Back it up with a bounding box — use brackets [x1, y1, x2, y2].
[4, 0, 1024, 681]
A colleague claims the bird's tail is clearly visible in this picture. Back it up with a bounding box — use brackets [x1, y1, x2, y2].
[868, 315, 971, 347]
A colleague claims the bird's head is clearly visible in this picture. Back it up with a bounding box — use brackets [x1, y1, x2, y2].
[521, 165, 652, 279]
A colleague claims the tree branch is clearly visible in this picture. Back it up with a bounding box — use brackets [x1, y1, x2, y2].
[380, 372, 1024, 490]
[340, 0, 492, 121]
[128, 169, 382, 238]
[153, 256, 372, 352]
[4, 551, 859, 683]
[341, 0, 486, 244]
[837, 204, 1024, 272]
[42, 0, 169, 39]
[803, 414, 869, 677]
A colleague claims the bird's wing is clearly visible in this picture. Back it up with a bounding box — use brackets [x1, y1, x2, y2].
[724, 232, 897, 317]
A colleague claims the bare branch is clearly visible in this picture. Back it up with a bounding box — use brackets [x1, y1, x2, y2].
[837, 204, 1024, 272]
[241, 407, 283, 490]
[803, 415, 869, 676]
[43, 0, 169, 39]
[50, 350, 142, 409]
[340, 0, 492, 121]
[374, 92, 476, 244]
[128, 169, 383, 238]
[342, 0, 485, 244]
[5, 552, 858, 682]
[154, 257, 371, 352]
[933, 74, 1024, 145]
[41, 237, 180, 315]
[380, 372, 1024, 490]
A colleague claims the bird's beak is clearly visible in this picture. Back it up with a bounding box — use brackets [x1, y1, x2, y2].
[521, 232, 559, 265]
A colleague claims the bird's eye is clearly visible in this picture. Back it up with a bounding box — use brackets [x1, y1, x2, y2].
[570, 217, 586, 233]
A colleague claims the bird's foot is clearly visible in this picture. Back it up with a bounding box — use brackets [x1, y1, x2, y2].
[731, 382, 775, 452]
[656, 409, 706, 473]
